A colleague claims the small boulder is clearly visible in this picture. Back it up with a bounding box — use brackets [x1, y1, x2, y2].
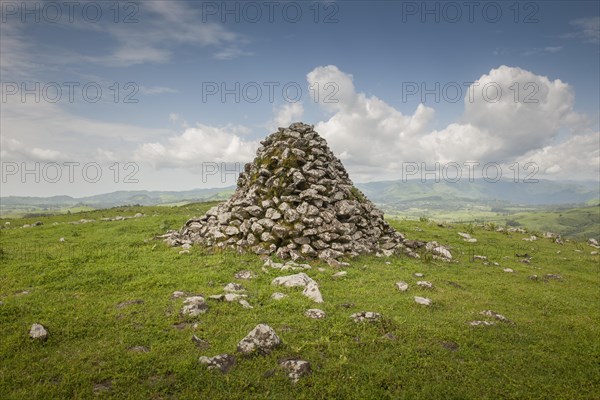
[181, 296, 208, 316]
[239, 300, 253, 309]
[237, 324, 281, 355]
[199, 354, 236, 373]
[480, 310, 511, 323]
[414, 296, 432, 306]
[305, 309, 326, 319]
[234, 270, 256, 280]
[271, 292, 287, 300]
[416, 281, 433, 289]
[29, 323, 48, 340]
[224, 283, 245, 292]
[350, 311, 382, 322]
[469, 320, 496, 327]
[302, 281, 324, 303]
[279, 358, 311, 383]
[396, 281, 409, 292]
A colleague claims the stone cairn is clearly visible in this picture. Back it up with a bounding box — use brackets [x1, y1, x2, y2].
[165, 122, 446, 262]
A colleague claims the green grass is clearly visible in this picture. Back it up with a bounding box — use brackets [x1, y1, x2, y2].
[390, 205, 600, 241]
[1, 203, 599, 399]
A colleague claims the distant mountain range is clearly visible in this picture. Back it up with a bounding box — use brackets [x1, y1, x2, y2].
[357, 178, 600, 211]
[1, 179, 598, 217]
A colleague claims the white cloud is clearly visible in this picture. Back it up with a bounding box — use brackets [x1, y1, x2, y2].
[0, 138, 64, 162]
[523, 46, 563, 56]
[134, 124, 259, 170]
[268, 102, 305, 130]
[214, 46, 254, 60]
[565, 17, 600, 44]
[307, 64, 598, 181]
[519, 133, 600, 179]
[0, 1, 251, 77]
[139, 86, 179, 95]
[0, 97, 173, 163]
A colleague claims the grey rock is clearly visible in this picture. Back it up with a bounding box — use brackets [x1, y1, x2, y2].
[237, 324, 281, 354]
[469, 320, 496, 326]
[239, 299, 253, 309]
[279, 359, 311, 383]
[29, 323, 48, 340]
[304, 308, 326, 319]
[235, 270, 256, 280]
[271, 272, 313, 287]
[416, 281, 433, 289]
[350, 311, 382, 322]
[224, 283, 245, 292]
[414, 296, 432, 306]
[302, 281, 324, 303]
[271, 292, 287, 300]
[480, 310, 512, 323]
[199, 354, 236, 373]
[396, 281, 409, 292]
[181, 296, 208, 316]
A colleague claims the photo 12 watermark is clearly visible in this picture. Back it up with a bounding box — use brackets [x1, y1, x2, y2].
[401, 81, 540, 104]
[201, 1, 339, 23]
[1, 82, 140, 104]
[201, 81, 339, 103]
[399, 1, 540, 23]
[1, 1, 139, 23]
[1, 162, 140, 184]
[400, 162, 539, 183]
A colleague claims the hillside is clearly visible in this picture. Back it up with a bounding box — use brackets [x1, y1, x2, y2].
[0, 203, 598, 398]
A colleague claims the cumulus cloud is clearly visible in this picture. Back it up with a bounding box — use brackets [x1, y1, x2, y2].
[307, 64, 598, 181]
[268, 102, 305, 130]
[134, 124, 258, 170]
[0, 138, 64, 162]
[519, 133, 600, 179]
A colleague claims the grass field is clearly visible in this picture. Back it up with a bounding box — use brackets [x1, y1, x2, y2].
[389, 205, 600, 241]
[0, 202, 599, 399]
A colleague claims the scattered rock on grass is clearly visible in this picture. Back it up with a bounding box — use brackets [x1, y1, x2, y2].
[305, 309, 326, 319]
[237, 324, 281, 355]
[469, 320, 496, 327]
[480, 310, 512, 323]
[416, 281, 433, 289]
[192, 335, 210, 349]
[302, 281, 324, 303]
[279, 358, 311, 383]
[181, 296, 208, 317]
[414, 296, 432, 306]
[272, 273, 324, 303]
[396, 281, 409, 292]
[224, 283, 245, 292]
[199, 354, 236, 373]
[29, 323, 48, 340]
[350, 311, 382, 322]
[271, 292, 287, 300]
[128, 346, 149, 353]
[332, 271, 347, 278]
[503, 268, 514, 273]
[271, 273, 313, 287]
[234, 270, 256, 280]
[239, 299, 253, 309]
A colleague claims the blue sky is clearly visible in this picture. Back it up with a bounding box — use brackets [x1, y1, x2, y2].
[1, 0, 599, 196]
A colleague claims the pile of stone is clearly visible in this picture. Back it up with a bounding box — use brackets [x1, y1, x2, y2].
[165, 123, 449, 262]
